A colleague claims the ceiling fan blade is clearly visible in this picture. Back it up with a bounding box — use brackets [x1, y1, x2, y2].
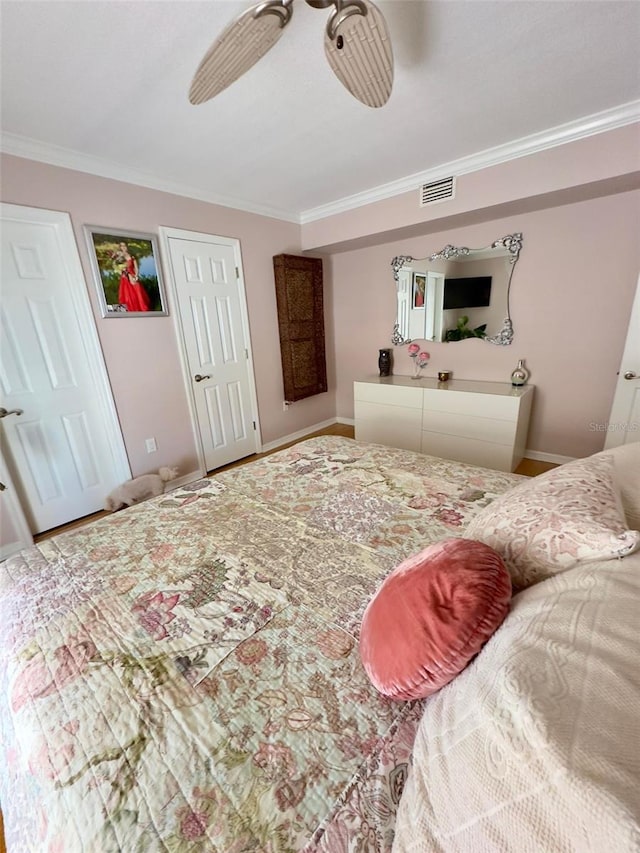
[189, 0, 293, 105]
[324, 0, 393, 108]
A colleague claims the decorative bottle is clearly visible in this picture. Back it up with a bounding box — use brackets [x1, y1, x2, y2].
[511, 359, 529, 386]
[378, 348, 392, 377]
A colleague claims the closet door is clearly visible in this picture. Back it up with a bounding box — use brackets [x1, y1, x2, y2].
[163, 229, 260, 472]
[605, 272, 640, 448]
[0, 204, 130, 536]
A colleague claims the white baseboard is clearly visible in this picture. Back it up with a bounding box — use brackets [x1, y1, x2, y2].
[201, 418, 572, 467]
[167, 470, 204, 489]
[524, 449, 575, 465]
[171, 419, 351, 481]
[341, 423, 571, 464]
[260, 418, 340, 453]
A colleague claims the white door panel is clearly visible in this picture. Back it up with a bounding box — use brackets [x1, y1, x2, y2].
[0, 205, 130, 535]
[166, 234, 258, 471]
[606, 272, 640, 448]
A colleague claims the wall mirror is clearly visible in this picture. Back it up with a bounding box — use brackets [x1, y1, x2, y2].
[390, 233, 523, 346]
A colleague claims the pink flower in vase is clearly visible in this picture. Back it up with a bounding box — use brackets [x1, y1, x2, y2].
[408, 346, 430, 378]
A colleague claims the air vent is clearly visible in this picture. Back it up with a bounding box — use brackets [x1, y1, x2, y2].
[419, 176, 456, 207]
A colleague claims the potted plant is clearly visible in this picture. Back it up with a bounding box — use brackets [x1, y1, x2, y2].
[444, 315, 487, 342]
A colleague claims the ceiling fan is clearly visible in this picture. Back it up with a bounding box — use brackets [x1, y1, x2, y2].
[189, 0, 394, 109]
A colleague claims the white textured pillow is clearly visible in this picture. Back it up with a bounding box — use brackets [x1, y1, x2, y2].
[465, 453, 640, 588]
[609, 441, 640, 529]
[393, 554, 640, 853]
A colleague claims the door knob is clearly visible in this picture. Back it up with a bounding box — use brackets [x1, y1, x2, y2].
[194, 374, 211, 383]
[624, 371, 637, 380]
[0, 407, 23, 418]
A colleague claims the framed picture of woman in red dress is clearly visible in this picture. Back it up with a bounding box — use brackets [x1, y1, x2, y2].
[412, 272, 426, 309]
[85, 227, 168, 317]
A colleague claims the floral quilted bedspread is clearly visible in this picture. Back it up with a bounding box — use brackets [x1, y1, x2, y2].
[0, 437, 520, 852]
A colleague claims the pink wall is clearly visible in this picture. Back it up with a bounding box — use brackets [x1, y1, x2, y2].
[303, 124, 640, 252]
[1, 154, 337, 477]
[3, 124, 639, 470]
[329, 190, 640, 458]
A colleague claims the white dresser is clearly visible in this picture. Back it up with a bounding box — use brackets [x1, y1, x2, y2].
[354, 376, 534, 472]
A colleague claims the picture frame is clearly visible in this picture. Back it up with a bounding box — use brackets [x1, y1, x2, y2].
[84, 226, 168, 317]
[412, 272, 426, 309]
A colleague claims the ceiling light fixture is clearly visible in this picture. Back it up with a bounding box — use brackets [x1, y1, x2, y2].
[189, 0, 393, 109]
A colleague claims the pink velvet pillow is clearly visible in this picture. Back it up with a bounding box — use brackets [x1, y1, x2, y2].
[360, 538, 511, 701]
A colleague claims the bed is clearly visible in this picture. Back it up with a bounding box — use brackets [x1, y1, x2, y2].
[0, 436, 521, 852]
[3, 435, 640, 852]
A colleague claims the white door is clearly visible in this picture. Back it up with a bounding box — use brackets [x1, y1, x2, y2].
[163, 230, 260, 472]
[397, 267, 411, 341]
[425, 271, 445, 342]
[605, 272, 640, 448]
[0, 204, 131, 535]
[399, 268, 445, 342]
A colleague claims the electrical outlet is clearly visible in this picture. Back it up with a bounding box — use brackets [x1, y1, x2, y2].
[145, 437, 157, 453]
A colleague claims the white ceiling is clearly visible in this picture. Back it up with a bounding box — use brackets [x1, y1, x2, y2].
[1, 0, 639, 222]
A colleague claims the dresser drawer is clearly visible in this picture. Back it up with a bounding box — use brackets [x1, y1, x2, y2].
[423, 388, 520, 420]
[355, 400, 422, 452]
[354, 381, 423, 409]
[421, 431, 513, 471]
[421, 409, 516, 444]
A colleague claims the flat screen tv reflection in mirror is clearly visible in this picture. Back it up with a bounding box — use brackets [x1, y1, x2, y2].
[443, 276, 492, 310]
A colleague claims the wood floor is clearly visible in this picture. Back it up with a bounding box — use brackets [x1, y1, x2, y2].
[33, 422, 554, 544]
[215, 424, 557, 478]
[513, 456, 558, 477]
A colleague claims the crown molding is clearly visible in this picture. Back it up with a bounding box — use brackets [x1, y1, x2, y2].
[300, 100, 640, 224]
[0, 132, 300, 224]
[2, 100, 638, 227]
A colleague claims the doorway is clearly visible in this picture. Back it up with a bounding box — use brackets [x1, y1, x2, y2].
[160, 227, 261, 472]
[605, 271, 640, 448]
[0, 204, 131, 548]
